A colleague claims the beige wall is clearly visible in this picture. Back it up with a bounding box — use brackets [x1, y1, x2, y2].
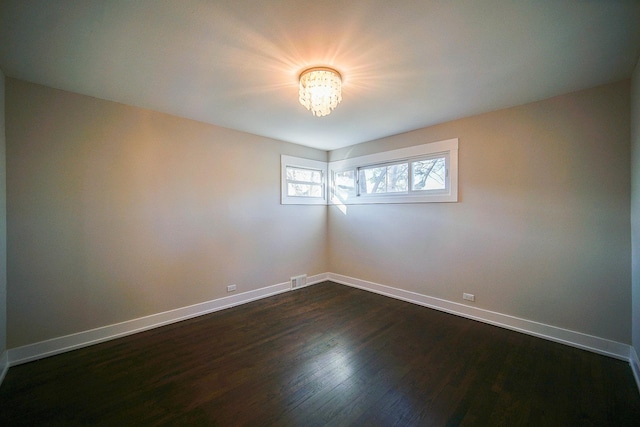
[6, 79, 328, 348]
[329, 81, 632, 343]
[4, 76, 635, 351]
[632, 60, 640, 356]
[0, 69, 6, 356]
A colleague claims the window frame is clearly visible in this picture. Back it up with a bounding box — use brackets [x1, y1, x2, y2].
[281, 155, 328, 205]
[329, 138, 458, 205]
[357, 159, 410, 196]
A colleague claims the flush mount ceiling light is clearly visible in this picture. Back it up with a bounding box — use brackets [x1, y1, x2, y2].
[298, 67, 342, 117]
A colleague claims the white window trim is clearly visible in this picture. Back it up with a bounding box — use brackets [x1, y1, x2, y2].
[329, 138, 458, 204]
[281, 155, 328, 205]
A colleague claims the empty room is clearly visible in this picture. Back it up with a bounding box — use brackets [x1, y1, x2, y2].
[1, 1, 640, 425]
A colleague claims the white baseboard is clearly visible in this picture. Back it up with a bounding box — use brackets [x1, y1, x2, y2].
[0, 350, 8, 385]
[328, 273, 632, 361]
[2, 272, 636, 394]
[631, 346, 640, 391]
[7, 274, 328, 367]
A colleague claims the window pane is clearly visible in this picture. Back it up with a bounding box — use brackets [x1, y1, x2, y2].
[359, 163, 408, 194]
[387, 163, 408, 192]
[359, 166, 387, 194]
[334, 170, 355, 196]
[287, 183, 323, 197]
[412, 157, 446, 191]
[286, 166, 322, 183]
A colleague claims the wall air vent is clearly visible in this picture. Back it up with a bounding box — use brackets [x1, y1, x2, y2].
[291, 274, 307, 289]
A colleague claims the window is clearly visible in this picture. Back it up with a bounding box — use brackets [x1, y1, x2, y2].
[281, 139, 457, 205]
[354, 154, 448, 197]
[329, 138, 458, 204]
[281, 156, 327, 205]
[359, 161, 408, 194]
[286, 166, 323, 197]
[412, 156, 447, 191]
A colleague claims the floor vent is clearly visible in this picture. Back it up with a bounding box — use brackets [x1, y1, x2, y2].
[291, 274, 307, 289]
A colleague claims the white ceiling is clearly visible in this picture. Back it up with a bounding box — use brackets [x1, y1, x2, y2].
[1, 0, 639, 151]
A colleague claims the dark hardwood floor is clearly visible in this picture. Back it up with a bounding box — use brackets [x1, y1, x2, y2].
[1, 281, 639, 426]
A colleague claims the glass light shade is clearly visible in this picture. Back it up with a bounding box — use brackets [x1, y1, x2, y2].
[299, 67, 342, 117]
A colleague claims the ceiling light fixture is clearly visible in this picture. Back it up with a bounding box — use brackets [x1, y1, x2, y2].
[298, 67, 342, 117]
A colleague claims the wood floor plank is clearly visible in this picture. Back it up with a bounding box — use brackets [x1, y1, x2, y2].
[1, 281, 639, 426]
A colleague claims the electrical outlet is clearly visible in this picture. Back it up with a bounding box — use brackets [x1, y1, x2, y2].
[227, 284, 237, 292]
[463, 293, 475, 302]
